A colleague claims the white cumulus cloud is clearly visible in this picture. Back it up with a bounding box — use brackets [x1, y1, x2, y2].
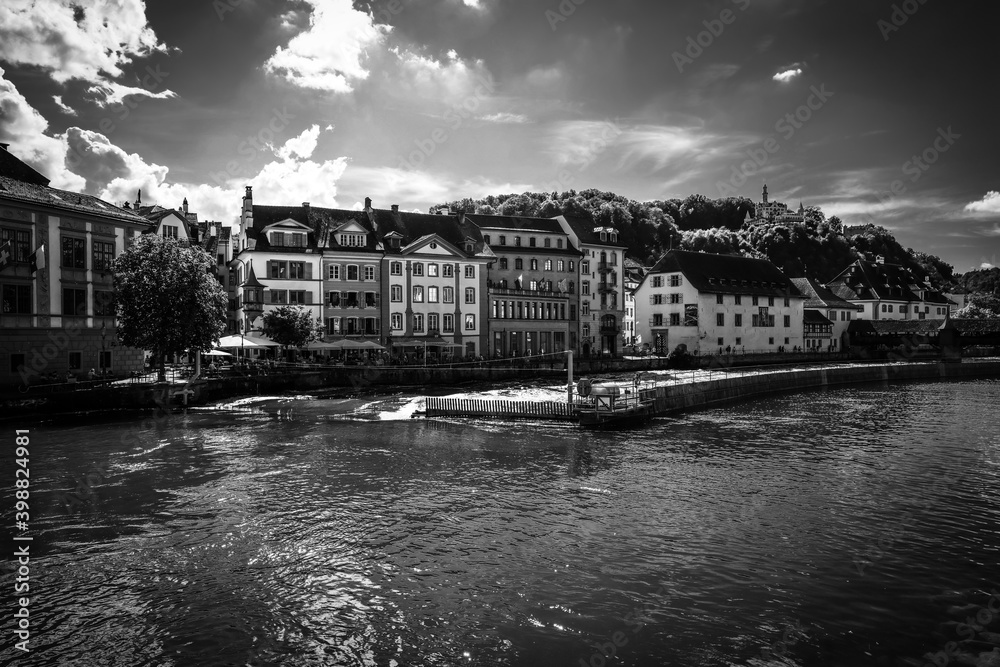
[965, 191, 1000, 214]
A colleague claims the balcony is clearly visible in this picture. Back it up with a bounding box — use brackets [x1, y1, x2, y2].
[599, 325, 620, 335]
[597, 261, 614, 273]
[598, 281, 618, 293]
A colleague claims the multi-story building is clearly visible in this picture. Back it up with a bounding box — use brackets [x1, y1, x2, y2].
[233, 187, 325, 337]
[753, 184, 805, 224]
[826, 258, 955, 321]
[0, 144, 147, 387]
[623, 258, 646, 347]
[555, 216, 627, 356]
[789, 277, 863, 350]
[467, 213, 579, 356]
[370, 204, 492, 357]
[633, 250, 806, 355]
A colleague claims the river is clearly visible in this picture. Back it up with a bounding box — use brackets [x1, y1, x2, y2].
[4, 379, 1000, 667]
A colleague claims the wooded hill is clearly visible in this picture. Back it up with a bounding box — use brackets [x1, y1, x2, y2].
[431, 190, 965, 291]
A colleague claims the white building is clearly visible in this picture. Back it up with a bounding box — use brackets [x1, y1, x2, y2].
[825, 258, 955, 321]
[633, 250, 806, 355]
[789, 277, 864, 349]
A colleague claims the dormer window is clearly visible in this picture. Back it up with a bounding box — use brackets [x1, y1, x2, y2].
[610, 233, 618, 243]
[339, 232, 366, 247]
[600, 232, 607, 242]
[270, 231, 305, 247]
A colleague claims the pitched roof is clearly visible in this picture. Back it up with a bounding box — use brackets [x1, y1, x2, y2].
[845, 318, 1000, 336]
[248, 204, 379, 252]
[466, 213, 565, 234]
[826, 260, 923, 302]
[370, 209, 490, 258]
[646, 250, 803, 297]
[0, 148, 49, 185]
[558, 215, 627, 248]
[804, 310, 834, 325]
[790, 277, 864, 310]
[0, 175, 149, 225]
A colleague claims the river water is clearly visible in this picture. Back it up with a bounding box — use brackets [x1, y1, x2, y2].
[5, 379, 1000, 667]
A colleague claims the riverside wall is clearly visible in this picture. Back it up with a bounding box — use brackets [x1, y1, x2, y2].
[647, 360, 1000, 415]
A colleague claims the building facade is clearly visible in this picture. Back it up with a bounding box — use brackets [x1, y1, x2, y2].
[826, 259, 955, 321]
[633, 250, 806, 355]
[468, 214, 579, 357]
[0, 144, 147, 387]
[789, 277, 864, 349]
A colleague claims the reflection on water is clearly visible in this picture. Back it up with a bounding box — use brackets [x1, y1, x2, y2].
[5, 380, 1000, 667]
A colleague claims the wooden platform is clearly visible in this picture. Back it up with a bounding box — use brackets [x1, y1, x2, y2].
[425, 397, 580, 421]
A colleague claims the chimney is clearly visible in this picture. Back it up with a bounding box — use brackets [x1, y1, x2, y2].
[0, 143, 8, 152]
[458, 211, 466, 224]
[391, 204, 399, 213]
[134, 189, 142, 210]
[302, 202, 310, 213]
[364, 197, 372, 211]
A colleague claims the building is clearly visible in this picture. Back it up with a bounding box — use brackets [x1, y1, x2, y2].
[622, 258, 646, 346]
[0, 143, 147, 387]
[467, 213, 579, 356]
[789, 277, 864, 349]
[632, 250, 806, 355]
[826, 258, 955, 321]
[369, 203, 492, 357]
[802, 310, 834, 350]
[555, 216, 627, 356]
[752, 184, 805, 224]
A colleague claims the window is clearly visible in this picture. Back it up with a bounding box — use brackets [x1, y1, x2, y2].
[716, 294, 724, 305]
[346, 265, 359, 281]
[62, 288, 87, 316]
[669, 275, 682, 287]
[271, 231, 285, 246]
[569, 261, 575, 271]
[289, 262, 306, 279]
[652, 294, 664, 305]
[888, 305, 894, 313]
[327, 317, 341, 334]
[428, 263, 439, 277]
[68, 351, 82, 371]
[390, 285, 402, 302]
[413, 286, 424, 302]
[670, 313, 681, 326]
[581, 302, 590, 317]
[769, 337, 775, 345]
[652, 276, 663, 288]
[270, 262, 287, 279]
[428, 286, 439, 303]
[413, 314, 424, 332]
[465, 314, 476, 330]
[499, 258, 508, 270]
[735, 295, 742, 305]
[1, 228, 31, 262]
[339, 233, 366, 247]
[582, 281, 590, 296]
[735, 314, 743, 327]
[530, 259, 538, 271]
[484, 234, 491, 244]
[443, 314, 455, 333]
[718, 337, 724, 346]
[61, 237, 86, 269]
[365, 292, 378, 308]
[92, 241, 115, 271]
[162, 226, 179, 239]
[670, 294, 682, 304]
[544, 260, 553, 271]
[499, 235, 506, 246]
[287, 233, 305, 247]
[391, 313, 403, 330]
[443, 265, 454, 278]
[557, 260, 565, 272]
[270, 290, 287, 304]
[413, 263, 424, 277]
[784, 315, 791, 327]
[582, 324, 591, 338]
[717, 313, 725, 326]
[94, 290, 115, 317]
[390, 262, 402, 276]
[289, 291, 307, 305]
[768, 297, 775, 307]
[465, 287, 476, 304]
[2, 284, 31, 314]
[881, 304, 888, 313]
[465, 265, 475, 279]
[514, 236, 521, 246]
[443, 287, 454, 303]
[653, 314, 663, 326]
[428, 313, 439, 332]
[582, 261, 590, 274]
[569, 281, 576, 294]
[328, 265, 341, 280]
[513, 258, 522, 270]
[328, 291, 341, 307]
[365, 318, 380, 335]
[364, 266, 375, 281]
[784, 297, 791, 307]
[752, 296, 759, 306]
[9, 353, 26, 373]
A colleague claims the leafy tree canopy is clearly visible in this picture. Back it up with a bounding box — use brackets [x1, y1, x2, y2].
[113, 235, 227, 379]
[262, 305, 320, 349]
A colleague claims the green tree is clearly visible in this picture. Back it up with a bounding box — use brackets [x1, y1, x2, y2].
[113, 234, 227, 381]
[262, 305, 318, 352]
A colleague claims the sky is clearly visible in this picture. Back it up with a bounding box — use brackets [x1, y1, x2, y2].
[1, 0, 998, 273]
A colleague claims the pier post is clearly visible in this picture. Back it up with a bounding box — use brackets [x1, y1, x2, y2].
[567, 350, 574, 404]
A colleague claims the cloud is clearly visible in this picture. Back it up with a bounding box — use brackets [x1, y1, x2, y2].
[52, 95, 76, 116]
[0, 0, 174, 105]
[0, 66, 84, 190]
[964, 191, 1000, 214]
[477, 112, 529, 124]
[275, 124, 326, 161]
[982, 262, 996, 269]
[85, 81, 177, 107]
[263, 0, 388, 93]
[338, 164, 532, 209]
[389, 47, 495, 104]
[772, 67, 804, 83]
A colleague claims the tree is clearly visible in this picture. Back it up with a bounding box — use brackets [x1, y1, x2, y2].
[262, 305, 318, 351]
[113, 234, 227, 381]
[955, 294, 1000, 319]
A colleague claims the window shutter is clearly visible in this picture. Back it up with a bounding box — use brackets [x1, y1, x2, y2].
[306, 290, 312, 304]
[305, 263, 312, 279]
[266, 260, 272, 277]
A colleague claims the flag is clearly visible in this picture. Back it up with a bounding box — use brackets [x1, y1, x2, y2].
[516, 273, 523, 289]
[29, 244, 45, 274]
[0, 240, 12, 273]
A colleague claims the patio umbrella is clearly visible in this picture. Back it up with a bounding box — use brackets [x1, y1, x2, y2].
[202, 349, 232, 356]
[217, 334, 267, 348]
[356, 341, 386, 350]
